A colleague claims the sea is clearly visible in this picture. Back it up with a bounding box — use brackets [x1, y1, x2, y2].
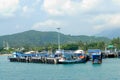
[0, 56, 120, 80]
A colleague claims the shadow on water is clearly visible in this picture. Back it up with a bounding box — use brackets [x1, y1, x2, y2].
[92, 63, 102, 67]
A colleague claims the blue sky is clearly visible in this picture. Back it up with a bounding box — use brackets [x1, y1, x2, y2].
[0, 0, 120, 36]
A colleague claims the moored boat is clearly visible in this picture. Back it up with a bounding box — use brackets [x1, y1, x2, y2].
[88, 49, 102, 64]
[56, 50, 87, 64]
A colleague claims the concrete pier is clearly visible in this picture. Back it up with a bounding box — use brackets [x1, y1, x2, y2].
[8, 57, 59, 64]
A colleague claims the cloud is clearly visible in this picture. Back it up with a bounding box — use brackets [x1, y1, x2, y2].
[42, 0, 101, 16]
[93, 14, 120, 31]
[22, 6, 29, 13]
[22, 6, 34, 15]
[80, 0, 100, 11]
[42, 0, 120, 16]
[21, 0, 43, 17]
[32, 20, 62, 30]
[112, 0, 120, 5]
[0, 0, 19, 16]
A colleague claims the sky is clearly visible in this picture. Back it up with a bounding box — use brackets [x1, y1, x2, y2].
[0, 0, 120, 36]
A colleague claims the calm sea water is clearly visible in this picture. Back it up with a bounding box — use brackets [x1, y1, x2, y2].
[0, 56, 120, 80]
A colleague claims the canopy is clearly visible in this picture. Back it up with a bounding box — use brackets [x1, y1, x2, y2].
[88, 49, 101, 53]
[74, 50, 84, 54]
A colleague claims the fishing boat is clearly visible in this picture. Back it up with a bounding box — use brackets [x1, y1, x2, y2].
[55, 50, 87, 64]
[105, 45, 118, 58]
[8, 50, 88, 64]
[88, 49, 102, 64]
[92, 53, 102, 64]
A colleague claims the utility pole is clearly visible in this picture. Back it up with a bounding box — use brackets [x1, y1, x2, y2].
[57, 28, 61, 50]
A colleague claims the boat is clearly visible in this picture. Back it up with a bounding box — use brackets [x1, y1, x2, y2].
[105, 45, 118, 58]
[8, 50, 88, 64]
[8, 51, 48, 62]
[88, 49, 102, 64]
[55, 50, 87, 64]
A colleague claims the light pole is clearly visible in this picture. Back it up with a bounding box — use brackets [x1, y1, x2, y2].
[57, 28, 61, 50]
[105, 44, 107, 54]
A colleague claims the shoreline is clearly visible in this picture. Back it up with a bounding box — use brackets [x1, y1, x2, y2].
[0, 54, 12, 56]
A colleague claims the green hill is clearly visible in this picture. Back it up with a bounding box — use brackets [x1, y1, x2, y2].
[0, 30, 110, 48]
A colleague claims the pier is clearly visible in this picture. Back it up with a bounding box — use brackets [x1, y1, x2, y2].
[101, 52, 118, 58]
[8, 50, 88, 64]
[8, 57, 59, 64]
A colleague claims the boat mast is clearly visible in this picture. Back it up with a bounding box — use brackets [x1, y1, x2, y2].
[57, 28, 61, 50]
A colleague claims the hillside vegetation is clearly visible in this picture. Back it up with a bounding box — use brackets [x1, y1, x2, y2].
[0, 30, 110, 48]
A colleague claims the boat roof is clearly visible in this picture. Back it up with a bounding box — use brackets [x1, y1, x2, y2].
[88, 49, 101, 53]
[92, 53, 101, 55]
[25, 51, 37, 54]
[74, 50, 84, 54]
[55, 50, 64, 54]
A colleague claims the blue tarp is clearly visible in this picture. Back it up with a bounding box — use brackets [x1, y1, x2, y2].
[92, 54, 101, 60]
[88, 49, 101, 53]
[13, 52, 48, 57]
[15, 52, 36, 57]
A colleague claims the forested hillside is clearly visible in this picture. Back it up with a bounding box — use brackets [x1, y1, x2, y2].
[0, 30, 110, 48]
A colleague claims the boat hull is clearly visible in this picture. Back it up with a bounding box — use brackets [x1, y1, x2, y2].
[92, 59, 102, 64]
[58, 59, 87, 64]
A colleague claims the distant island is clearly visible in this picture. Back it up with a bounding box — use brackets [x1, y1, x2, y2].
[0, 30, 120, 54]
[0, 30, 110, 47]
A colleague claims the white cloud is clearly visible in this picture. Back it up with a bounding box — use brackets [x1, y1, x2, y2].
[112, 0, 120, 5]
[80, 0, 100, 11]
[32, 20, 62, 30]
[93, 14, 120, 31]
[42, 0, 101, 15]
[109, 15, 120, 25]
[23, 6, 28, 13]
[21, 0, 42, 17]
[21, 3, 37, 17]
[0, 0, 19, 16]
[22, 6, 34, 14]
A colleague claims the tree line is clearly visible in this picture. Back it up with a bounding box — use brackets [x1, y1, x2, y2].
[0, 37, 120, 54]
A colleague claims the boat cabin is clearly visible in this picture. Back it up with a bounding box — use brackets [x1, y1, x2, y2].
[88, 49, 102, 64]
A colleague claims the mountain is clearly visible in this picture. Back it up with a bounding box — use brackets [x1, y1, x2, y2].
[96, 28, 120, 39]
[0, 30, 110, 48]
